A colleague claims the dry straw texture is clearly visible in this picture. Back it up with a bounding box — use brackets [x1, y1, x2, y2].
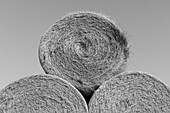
[39, 11, 130, 98]
[0, 74, 88, 113]
[88, 71, 170, 113]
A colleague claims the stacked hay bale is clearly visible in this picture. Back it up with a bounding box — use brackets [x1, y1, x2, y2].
[88, 71, 170, 113]
[0, 75, 88, 113]
[39, 12, 129, 101]
[0, 11, 170, 113]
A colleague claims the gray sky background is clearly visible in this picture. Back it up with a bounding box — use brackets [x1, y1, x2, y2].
[0, 0, 170, 90]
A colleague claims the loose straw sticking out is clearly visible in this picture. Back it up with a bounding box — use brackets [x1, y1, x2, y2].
[39, 11, 130, 102]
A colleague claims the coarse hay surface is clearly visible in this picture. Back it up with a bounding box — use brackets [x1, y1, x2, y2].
[88, 71, 170, 113]
[39, 11, 130, 99]
[0, 74, 88, 113]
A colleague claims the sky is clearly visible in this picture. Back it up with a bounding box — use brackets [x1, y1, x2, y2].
[0, 0, 170, 90]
